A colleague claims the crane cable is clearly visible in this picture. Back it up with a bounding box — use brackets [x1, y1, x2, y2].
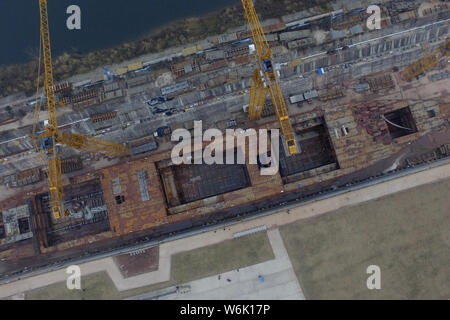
[381, 115, 414, 131]
[31, 32, 46, 164]
[32, 33, 43, 141]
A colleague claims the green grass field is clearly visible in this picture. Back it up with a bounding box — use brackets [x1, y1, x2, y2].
[171, 230, 274, 283]
[25, 231, 274, 300]
[280, 178, 450, 299]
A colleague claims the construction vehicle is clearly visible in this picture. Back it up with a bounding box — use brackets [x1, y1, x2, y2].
[102, 67, 116, 80]
[401, 39, 450, 81]
[31, 0, 129, 220]
[241, 0, 299, 155]
[154, 126, 172, 137]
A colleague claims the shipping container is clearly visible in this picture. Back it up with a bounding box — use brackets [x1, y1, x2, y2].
[303, 90, 318, 100]
[289, 94, 305, 104]
[130, 141, 158, 156]
[279, 30, 311, 42]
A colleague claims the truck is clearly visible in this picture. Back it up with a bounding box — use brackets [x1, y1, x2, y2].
[154, 126, 172, 137]
[147, 96, 173, 106]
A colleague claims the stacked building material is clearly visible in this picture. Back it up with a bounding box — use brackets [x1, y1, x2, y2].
[3, 168, 42, 188]
[61, 157, 83, 174]
[91, 111, 117, 123]
[367, 74, 395, 92]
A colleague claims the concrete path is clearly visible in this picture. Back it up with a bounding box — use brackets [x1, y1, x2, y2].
[161, 228, 304, 300]
[0, 162, 449, 299]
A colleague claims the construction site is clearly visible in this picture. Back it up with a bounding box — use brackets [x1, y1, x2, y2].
[0, 0, 450, 281]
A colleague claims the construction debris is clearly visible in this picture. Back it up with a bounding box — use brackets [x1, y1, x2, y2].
[0, 204, 33, 245]
[2, 168, 42, 188]
[61, 157, 83, 174]
[429, 71, 450, 81]
[319, 86, 344, 101]
[367, 74, 395, 92]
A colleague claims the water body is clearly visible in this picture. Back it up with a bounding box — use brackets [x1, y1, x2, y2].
[0, 0, 239, 66]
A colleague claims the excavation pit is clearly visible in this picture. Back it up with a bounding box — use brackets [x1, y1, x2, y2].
[36, 179, 110, 247]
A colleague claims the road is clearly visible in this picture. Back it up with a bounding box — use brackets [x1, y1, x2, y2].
[1, 158, 449, 298]
[130, 228, 304, 300]
[2, 15, 449, 149]
[300, 18, 450, 61]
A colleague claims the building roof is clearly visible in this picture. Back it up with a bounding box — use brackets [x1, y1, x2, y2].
[279, 30, 312, 41]
[304, 90, 318, 100]
[206, 50, 225, 61]
[349, 24, 364, 35]
[330, 29, 347, 40]
[161, 81, 189, 96]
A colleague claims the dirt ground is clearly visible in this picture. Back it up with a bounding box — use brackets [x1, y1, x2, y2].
[280, 177, 450, 299]
[113, 246, 159, 278]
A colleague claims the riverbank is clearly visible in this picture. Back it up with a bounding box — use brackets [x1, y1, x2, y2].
[0, 0, 325, 98]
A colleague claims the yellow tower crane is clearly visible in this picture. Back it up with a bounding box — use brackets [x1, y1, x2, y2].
[242, 0, 299, 155]
[31, 0, 130, 220]
[401, 39, 450, 81]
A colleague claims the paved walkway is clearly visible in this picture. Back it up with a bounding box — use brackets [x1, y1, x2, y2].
[0, 162, 449, 299]
[162, 228, 304, 300]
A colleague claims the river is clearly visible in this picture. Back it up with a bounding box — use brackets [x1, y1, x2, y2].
[0, 0, 239, 66]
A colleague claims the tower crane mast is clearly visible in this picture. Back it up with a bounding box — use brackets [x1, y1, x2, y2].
[32, 0, 130, 220]
[36, 0, 64, 219]
[242, 0, 299, 155]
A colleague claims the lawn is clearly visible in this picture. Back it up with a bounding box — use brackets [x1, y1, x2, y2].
[171, 230, 274, 283]
[25, 230, 274, 300]
[280, 178, 450, 299]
